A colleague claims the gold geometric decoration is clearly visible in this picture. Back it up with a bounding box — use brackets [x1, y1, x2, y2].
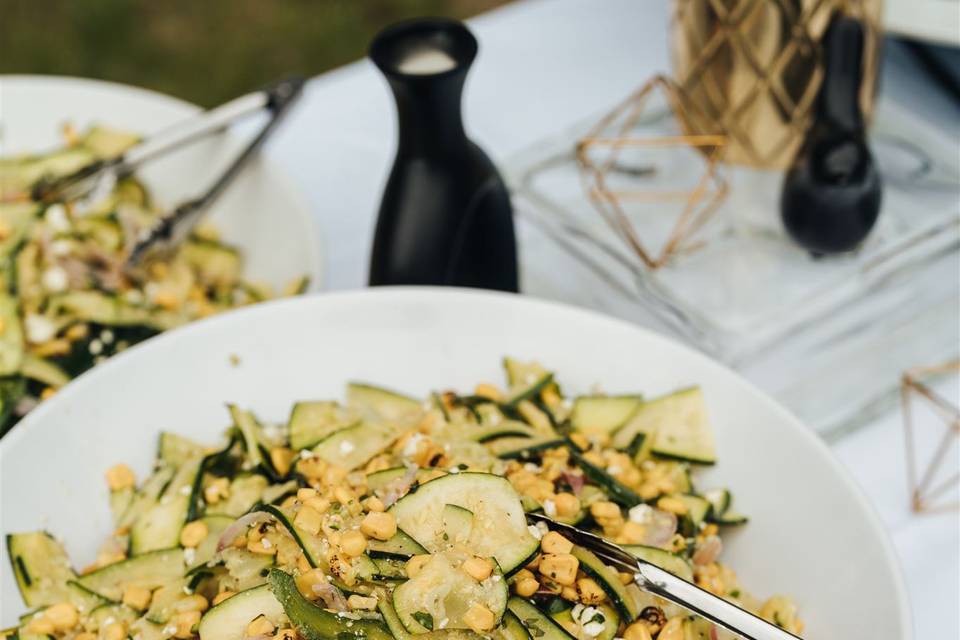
[901, 360, 960, 514]
[576, 75, 728, 270]
[671, 0, 882, 169]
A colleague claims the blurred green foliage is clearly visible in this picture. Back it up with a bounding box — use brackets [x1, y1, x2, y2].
[0, 0, 509, 106]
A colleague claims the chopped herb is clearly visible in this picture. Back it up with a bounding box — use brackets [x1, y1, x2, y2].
[412, 612, 434, 630]
[523, 621, 545, 638]
[729, 589, 740, 598]
[442, 532, 449, 541]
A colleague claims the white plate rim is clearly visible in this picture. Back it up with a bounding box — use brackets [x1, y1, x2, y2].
[0, 73, 325, 290]
[0, 286, 913, 636]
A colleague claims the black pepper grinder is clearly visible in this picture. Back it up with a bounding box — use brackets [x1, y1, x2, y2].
[780, 15, 882, 255]
[368, 19, 518, 291]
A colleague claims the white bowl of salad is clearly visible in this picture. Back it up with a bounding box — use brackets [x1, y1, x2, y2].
[0, 75, 323, 433]
[0, 289, 911, 639]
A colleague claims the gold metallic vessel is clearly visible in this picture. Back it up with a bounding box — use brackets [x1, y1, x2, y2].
[671, 0, 881, 169]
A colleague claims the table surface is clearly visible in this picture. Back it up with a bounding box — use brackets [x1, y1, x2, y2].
[258, 1, 959, 636]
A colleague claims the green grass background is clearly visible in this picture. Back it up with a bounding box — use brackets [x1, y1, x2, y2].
[0, 0, 510, 107]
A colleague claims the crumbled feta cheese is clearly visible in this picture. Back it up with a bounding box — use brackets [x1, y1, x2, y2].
[44, 204, 70, 231]
[100, 329, 115, 344]
[103, 617, 116, 626]
[583, 621, 606, 637]
[89, 339, 104, 355]
[339, 440, 355, 455]
[628, 504, 654, 524]
[41, 266, 68, 293]
[449, 466, 460, 474]
[179, 485, 191, 495]
[124, 289, 145, 304]
[438, 618, 449, 630]
[543, 499, 557, 517]
[607, 465, 622, 475]
[261, 538, 272, 549]
[163, 626, 177, 636]
[183, 548, 196, 564]
[23, 314, 57, 344]
[527, 524, 544, 541]
[523, 462, 542, 472]
[536, 521, 549, 536]
[571, 604, 584, 619]
[300, 449, 313, 458]
[488, 411, 502, 426]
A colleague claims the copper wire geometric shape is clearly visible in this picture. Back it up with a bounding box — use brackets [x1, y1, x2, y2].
[576, 75, 728, 270]
[901, 360, 960, 514]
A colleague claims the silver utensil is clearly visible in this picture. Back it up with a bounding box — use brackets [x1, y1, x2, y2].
[526, 513, 802, 640]
[32, 75, 305, 265]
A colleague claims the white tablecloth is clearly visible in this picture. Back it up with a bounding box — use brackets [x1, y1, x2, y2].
[259, 1, 960, 636]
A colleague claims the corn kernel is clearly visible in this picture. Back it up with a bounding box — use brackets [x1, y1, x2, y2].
[248, 535, 278, 556]
[75, 633, 97, 640]
[212, 591, 236, 606]
[340, 530, 367, 557]
[359, 512, 396, 541]
[590, 501, 621, 520]
[540, 531, 574, 555]
[297, 488, 318, 501]
[623, 622, 653, 640]
[656, 496, 688, 516]
[270, 447, 295, 476]
[362, 496, 385, 513]
[553, 492, 580, 518]
[462, 556, 494, 582]
[204, 478, 230, 505]
[122, 585, 153, 611]
[105, 464, 135, 491]
[406, 554, 431, 577]
[576, 577, 606, 605]
[295, 569, 326, 599]
[174, 594, 209, 613]
[538, 553, 579, 586]
[246, 615, 275, 637]
[275, 629, 297, 640]
[656, 618, 684, 640]
[44, 602, 79, 630]
[24, 618, 54, 635]
[463, 603, 496, 633]
[616, 521, 647, 545]
[294, 505, 323, 536]
[514, 577, 539, 597]
[569, 432, 589, 450]
[39, 387, 57, 401]
[303, 496, 331, 514]
[333, 486, 355, 505]
[474, 383, 502, 401]
[179, 521, 208, 548]
[347, 594, 378, 610]
[105, 621, 129, 640]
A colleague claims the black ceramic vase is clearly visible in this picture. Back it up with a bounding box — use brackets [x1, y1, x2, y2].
[368, 19, 518, 291]
[780, 16, 882, 255]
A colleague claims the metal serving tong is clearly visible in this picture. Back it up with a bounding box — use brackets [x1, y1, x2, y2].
[33, 75, 305, 265]
[526, 513, 802, 640]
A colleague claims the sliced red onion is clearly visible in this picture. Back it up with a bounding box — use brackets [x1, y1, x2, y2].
[380, 465, 419, 507]
[710, 626, 719, 640]
[561, 471, 585, 496]
[215, 512, 275, 552]
[312, 581, 349, 611]
[641, 509, 678, 547]
[692, 534, 722, 566]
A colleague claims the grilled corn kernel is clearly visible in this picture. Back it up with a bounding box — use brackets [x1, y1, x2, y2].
[246, 615, 275, 637]
[212, 591, 236, 606]
[656, 618, 684, 640]
[362, 496, 385, 513]
[179, 521, 208, 548]
[297, 488, 318, 500]
[295, 569, 326, 599]
[347, 594, 378, 610]
[514, 577, 540, 597]
[406, 554, 431, 577]
[462, 556, 494, 582]
[340, 530, 367, 557]
[540, 531, 574, 555]
[616, 521, 647, 545]
[553, 492, 581, 518]
[270, 447, 295, 476]
[538, 553, 579, 586]
[105, 622, 129, 640]
[618, 572, 634, 585]
[105, 464, 135, 491]
[622, 622, 653, 640]
[656, 496, 688, 516]
[275, 629, 297, 640]
[303, 496, 331, 514]
[590, 501, 620, 520]
[463, 603, 496, 633]
[122, 585, 153, 611]
[44, 602, 79, 630]
[560, 585, 579, 601]
[204, 477, 230, 505]
[576, 577, 606, 605]
[248, 535, 278, 556]
[333, 486, 355, 505]
[360, 512, 396, 541]
[474, 383, 502, 401]
[174, 594, 209, 613]
[294, 505, 323, 536]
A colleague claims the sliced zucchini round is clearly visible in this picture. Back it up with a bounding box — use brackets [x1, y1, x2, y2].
[550, 604, 619, 640]
[197, 583, 285, 640]
[392, 552, 508, 633]
[389, 472, 538, 573]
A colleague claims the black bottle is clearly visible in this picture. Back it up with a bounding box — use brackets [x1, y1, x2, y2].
[780, 16, 882, 255]
[368, 19, 518, 291]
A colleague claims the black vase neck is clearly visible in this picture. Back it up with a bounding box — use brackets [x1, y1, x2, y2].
[370, 18, 477, 156]
[818, 16, 866, 134]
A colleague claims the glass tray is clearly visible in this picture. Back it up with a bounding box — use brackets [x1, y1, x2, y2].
[506, 95, 960, 438]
